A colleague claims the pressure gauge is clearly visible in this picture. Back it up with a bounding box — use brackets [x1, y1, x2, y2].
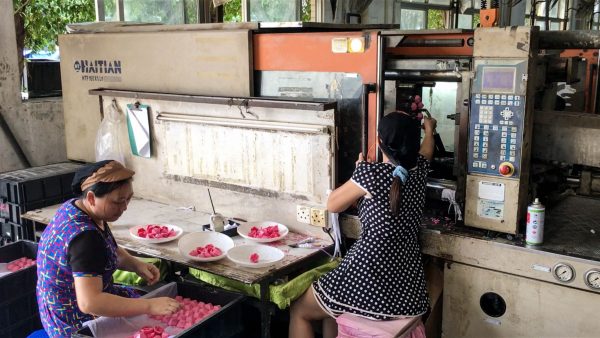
[552, 263, 575, 283]
[584, 269, 600, 290]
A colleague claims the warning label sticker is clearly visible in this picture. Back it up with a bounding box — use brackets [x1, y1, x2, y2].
[477, 199, 504, 220]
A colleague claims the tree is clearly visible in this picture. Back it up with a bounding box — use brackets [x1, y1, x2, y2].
[14, 0, 95, 52]
[12, 0, 94, 89]
[224, 0, 242, 22]
[427, 9, 445, 29]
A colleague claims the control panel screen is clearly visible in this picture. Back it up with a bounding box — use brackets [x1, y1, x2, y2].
[482, 67, 516, 94]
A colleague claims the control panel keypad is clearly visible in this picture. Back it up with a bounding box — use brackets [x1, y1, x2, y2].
[469, 95, 525, 177]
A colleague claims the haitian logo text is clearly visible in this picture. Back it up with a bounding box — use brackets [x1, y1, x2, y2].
[73, 60, 122, 82]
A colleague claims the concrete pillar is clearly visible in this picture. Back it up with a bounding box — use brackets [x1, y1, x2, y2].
[0, 1, 25, 172]
[0, 2, 68, 173]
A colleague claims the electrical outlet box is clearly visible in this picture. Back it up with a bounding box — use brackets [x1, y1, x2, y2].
[310, 207, 328, 227]
[296, 205, 311, 224]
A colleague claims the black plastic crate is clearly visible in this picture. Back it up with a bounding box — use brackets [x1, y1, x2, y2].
[25, 60, 62, 98]
[2, 199, 63, 227]
[75, 281, 245, 338]
[0, 162, 83, 205]
[1, 221, 26, 244]
[0, 241, 41, 338]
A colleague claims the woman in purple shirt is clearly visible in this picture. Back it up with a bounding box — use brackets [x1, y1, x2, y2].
[36, 160, 180, 337]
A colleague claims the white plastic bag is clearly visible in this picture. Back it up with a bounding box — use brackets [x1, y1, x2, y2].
[95, 100, 126, 163]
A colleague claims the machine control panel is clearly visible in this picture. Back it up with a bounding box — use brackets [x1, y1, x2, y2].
[468, 64, 526, 178]
[465, 28, 534, 234]
[468, 94, 525, 177]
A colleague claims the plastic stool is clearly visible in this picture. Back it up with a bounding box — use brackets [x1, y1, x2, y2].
[336, 314, 425, 338]
[27, 329, 49, 338]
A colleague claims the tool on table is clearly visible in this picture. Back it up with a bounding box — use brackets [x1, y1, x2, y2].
[207, 188, 225, 232]
[289, 237, 315, 248]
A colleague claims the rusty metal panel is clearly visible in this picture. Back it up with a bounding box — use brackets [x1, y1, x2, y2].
[533, 111, 600, 167]
[473, 26, 538, 58]
[96, 97, 336, 230]
[163, 121, 334, 203]
[421, 230, 600, 292]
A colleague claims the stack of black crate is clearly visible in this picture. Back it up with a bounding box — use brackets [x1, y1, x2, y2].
[0, 162, 84, 245]
[0, 240, 41, 337]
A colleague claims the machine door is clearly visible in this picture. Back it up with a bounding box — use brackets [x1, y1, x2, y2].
[257, 71, 364, 185]
[443, 262, 600, 338]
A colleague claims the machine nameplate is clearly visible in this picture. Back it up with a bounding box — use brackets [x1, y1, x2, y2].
[477, 199, 504, 220]
[484, 318, 502, 326]
[478, 181, 504, 201]
[532, 264, 551, 273]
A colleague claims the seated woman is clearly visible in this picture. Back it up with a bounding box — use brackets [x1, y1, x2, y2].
[289, 113, 437, 338]
[36, 160, 180, 337]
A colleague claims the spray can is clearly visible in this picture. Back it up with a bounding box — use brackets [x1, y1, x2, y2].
[526, 198, 545, 245]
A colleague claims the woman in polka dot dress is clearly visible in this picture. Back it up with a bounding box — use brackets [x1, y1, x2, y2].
[289, 112, 437, 338]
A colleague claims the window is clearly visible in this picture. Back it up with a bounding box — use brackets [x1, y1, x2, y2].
[247, 0, 311, 22]
[99, 0, 199, 23]
[123, 0, 185, 24]
[249, 0, 298, 21]
[98, 0, 311, 24]
[525, 0, 567, 30]
[401, 9, 427, 29]
[398, 0, 478, 29]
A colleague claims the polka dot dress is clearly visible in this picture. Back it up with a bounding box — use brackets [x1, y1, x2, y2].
[313, 155, 430, 320]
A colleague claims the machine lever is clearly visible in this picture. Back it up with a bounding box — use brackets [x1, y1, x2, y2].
[361, 83, 376, 158]
[422, 109, 448, 157]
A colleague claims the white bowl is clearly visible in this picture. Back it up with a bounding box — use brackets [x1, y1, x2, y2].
[227, 244, 285, 268]
[178, 232, 234, 262]
[129, 224, 183, 244]
[237, 221, 289, 243]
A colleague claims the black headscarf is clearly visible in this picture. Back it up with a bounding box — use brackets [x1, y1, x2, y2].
[71, 160, 113, 195]
[378, 112, 421, 169]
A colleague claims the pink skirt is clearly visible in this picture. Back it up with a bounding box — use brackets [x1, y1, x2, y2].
[336, 313, 426, 338]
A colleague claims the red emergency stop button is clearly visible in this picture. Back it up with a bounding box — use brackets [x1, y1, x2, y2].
[499, 162, 514, 177]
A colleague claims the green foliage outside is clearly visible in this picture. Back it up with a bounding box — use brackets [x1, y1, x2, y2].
[301, 0, 311, 21]
[13, 0, 311, 51]
[185, 0, 199, 23]
[13, 0, 95, 52]
[427, 9, 445, 29]
[224, 0, 242, 22]
[473, 13, 480, 28]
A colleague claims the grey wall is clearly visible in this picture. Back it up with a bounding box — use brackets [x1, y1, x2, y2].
[0, 1, 24, 173]
[0, 2, 67, 173]
[19, 98, 67, 165]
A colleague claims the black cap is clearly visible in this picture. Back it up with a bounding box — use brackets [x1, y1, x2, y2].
[378, 112, 421, 169]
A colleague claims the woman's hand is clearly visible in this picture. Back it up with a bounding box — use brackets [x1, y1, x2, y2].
[419, 117, 437, 161]
[147, 297, 181, 316]
[355, 152, 365, 167]
[423, 117, 437, 134]
[135, 261, 160, 285]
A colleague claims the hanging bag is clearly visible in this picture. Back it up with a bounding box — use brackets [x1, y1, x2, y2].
[95, 100, 126, 163]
